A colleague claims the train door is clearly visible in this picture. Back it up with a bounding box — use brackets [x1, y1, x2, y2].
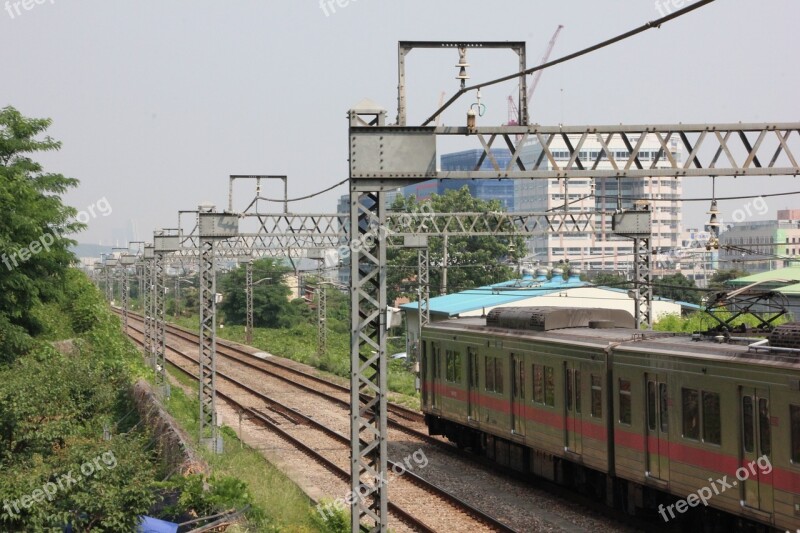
[740, 388, 774, 515]
[565, 362, 582, 454]
[421, 340, 428, 409]
[512, 354, 525, 435]
[467, 347, 479, 421]
[431, 342, 441, 411]
[645, 374, 669, 481]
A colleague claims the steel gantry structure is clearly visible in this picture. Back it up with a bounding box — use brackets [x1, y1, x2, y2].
[346, 37, 800, 530]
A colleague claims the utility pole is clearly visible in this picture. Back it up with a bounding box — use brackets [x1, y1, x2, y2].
[197, 205, 239, 453]
[142, 245, 155, 368]
[154, 229, 181, 398]
[441, 234, 448, 296]
[244, 258, 254, 344]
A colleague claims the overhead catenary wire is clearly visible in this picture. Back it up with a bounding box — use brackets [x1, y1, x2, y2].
[422, 0, 717, 126]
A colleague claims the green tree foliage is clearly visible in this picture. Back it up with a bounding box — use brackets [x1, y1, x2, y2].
[218, 258, 308, 328]
[653, 272, 702, 304]
[387, 188, 526, 302]
[588, 272, 629, 288]
[0, 270, 158, 531]
[0, 106, 81, 362]
[708, 268, 750, 290]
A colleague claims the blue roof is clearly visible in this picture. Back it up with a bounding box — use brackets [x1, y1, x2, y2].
[401, 275, 701, 316]
[401, 275, 588, 317]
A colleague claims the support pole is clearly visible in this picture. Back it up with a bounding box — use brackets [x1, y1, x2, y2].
[317, 279, 327, 358]
[350, 187, 388, 532]
[245, 260, 253, 344]
[142, 254, 154, 367]
[417, 247, 430, 357]
[153, 250, 169, 397]
[632, 236, 653, 329]
[121, 266, 129, 332]
[198, 235, 220, 452]
[441, 234, 448, 296]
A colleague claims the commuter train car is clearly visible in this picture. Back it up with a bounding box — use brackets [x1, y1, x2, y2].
[420, 307, 800, 530]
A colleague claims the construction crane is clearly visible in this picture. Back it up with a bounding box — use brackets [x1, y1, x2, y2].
[434, 90, 446, 127]
[507, 24, 564, 125]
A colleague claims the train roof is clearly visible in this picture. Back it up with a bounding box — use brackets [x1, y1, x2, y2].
[424, 313, 800, 371]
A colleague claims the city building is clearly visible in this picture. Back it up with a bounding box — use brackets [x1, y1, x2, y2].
[719, 210, 800, 273]
[514, 135, 683, 272]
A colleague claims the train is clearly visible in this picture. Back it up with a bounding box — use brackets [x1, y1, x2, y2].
[419, 306, 800, 531]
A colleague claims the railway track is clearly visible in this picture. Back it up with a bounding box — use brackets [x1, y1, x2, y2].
[117, 308, 649, 532]
[122, 316, 516, 532]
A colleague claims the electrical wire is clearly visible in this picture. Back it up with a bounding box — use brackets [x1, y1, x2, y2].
[250, 178, 348, 204]
[422, 0, 716, 126]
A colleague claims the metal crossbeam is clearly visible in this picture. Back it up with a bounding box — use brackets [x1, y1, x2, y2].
[350, 123, 800, 181]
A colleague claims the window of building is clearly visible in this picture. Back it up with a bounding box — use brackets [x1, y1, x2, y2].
[445, 350, 462, 383]
[791, 405, 800, 464]
[591, 374, 602, 418]
[619, 379, 632, 425]
[702, 391, 721, 445]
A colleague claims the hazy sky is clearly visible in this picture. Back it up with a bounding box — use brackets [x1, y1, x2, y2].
[2, 0, 798, 245]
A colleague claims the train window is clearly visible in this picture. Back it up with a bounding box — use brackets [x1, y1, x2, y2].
[659, 383, 668, 433]
[575, 370, 582, 414]
[619, 379, 632, 425]
[544, 366, 554, 407]
[647, 381, 657, 431]
[682, 388, 700, 440]
[758, 398, 771, 456]
[742, 396, 754, 453]
[566, 369, 573, 412]
[591, 375, 602, 418]
[516, 359, 525, 400]
[468, 348, 478, 388]
[533, 365, 543, 403]
[791, 405, 800, 463]
[485, 356, 495, 392]
[702, 391, 721, 445]
[495, 359, 504, 394]
[433, 345, 441, 379]
[445, 350, 462, 383]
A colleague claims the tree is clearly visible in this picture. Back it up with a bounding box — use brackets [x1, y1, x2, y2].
[588, 272, 629, 288]
[386, 187, 526, 303]
[653, 272, 702, 305]
[708, 268, 750, 291]
[218, 258, 303, 328]
[0, 107, 82, 362]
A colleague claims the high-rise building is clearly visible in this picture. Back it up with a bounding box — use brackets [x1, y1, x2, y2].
[514, 135, 683, 271]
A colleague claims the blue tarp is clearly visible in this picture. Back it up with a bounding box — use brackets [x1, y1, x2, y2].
[137, 516, 179, 533]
